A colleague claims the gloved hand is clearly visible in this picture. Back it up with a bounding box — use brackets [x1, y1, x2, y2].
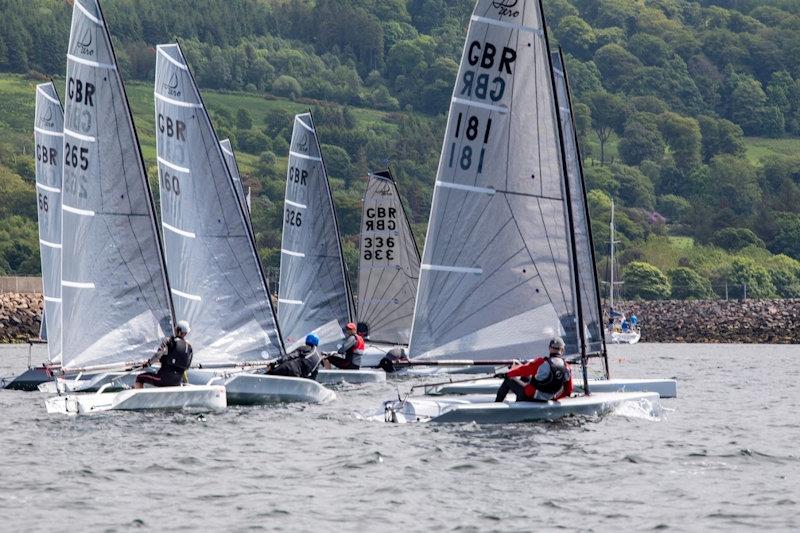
[494, 372, 507, 380]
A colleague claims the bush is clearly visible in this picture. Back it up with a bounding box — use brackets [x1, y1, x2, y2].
[765, 255, 800, 298]
[668, 267, 714, 299]
[713, 228, 765, 251]
[272, 75, 302, 99]
[623, 261, 671, 300]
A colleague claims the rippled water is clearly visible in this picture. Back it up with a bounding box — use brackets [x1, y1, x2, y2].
[1, 343, 798, 531]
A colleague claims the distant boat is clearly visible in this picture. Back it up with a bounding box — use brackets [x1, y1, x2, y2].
[356, 169, 420, 364]
[45, 0, 225, 414]
[604, 200, 642, 344]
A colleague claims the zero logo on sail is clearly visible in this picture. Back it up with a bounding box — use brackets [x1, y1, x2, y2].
[491, 0, 519, 17]
[76, 25, 95, 56]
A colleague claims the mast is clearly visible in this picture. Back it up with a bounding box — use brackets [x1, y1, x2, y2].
[610, 199, 616, 311]
[557, 47, 609, 378]
[539, 2, 589, 395]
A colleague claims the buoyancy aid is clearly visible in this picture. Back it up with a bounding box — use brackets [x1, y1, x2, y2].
[161, 337, 192, 372]
[533, 356, 571, 394]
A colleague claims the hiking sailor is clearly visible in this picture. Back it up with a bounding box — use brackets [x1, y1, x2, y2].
[494, 337, 573, 402]
[264, 333, 323, 380]
[323, 322, 364, 370]
[134, 320, 193, 388]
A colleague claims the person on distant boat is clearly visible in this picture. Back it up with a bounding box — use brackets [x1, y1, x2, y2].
[621, 320, 630, 332]
[630, 313, 639, 330]
[494, 337, 573, 403]
[323, 322, 364, 370]
[265, 333, 323, 380]
[134, 320, 193, 388]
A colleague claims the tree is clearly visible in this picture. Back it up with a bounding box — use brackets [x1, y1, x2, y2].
[668, 267, 714, 299]
[713, 228, 765, 251]
[724, 258, 776, 299]
[657, 194, 690, 223]
[609, 163, 655, 210]
[623, 262, 671, 300]
[765, 255, 800, 298]
[593, 44, 642, 91]
[770, 213, 800, 260]
[272, 75, 302, 99]
[557, 16, 596, 60]
[236, 108, 253, 130]
[618, 112, 665, 166]
[658, 112, 701, 175]
[587, 92, 627, 165]
[697, 115, 745, 163]
[707, 155, 761, 217]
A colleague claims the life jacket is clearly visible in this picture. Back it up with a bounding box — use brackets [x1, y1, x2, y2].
[354, 334, 365, 354]
[533, 356, 571, 395]
[162, 337, 192, 372]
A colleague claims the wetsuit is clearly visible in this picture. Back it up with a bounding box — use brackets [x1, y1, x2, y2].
[267, 345, 322, 380]
[495, 356, 573, 402]
[329, 333, 364, 370]
[135, 336, 193, 387]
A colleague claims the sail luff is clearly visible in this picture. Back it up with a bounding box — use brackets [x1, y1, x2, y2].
[60, 0, 174, 370]
[34, 82, 64, 362]
[408, 0, 579, 361]
[154, 43, 284, 364]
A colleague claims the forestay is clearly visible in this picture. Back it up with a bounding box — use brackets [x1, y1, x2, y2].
[357, 171, 420, 345]
[278, 113, 354, 350]
[60, 0, 172, 370]
[154, 43, 283, 364]
[34, 82, 64, 362]
[408, 0, 579, 360]
[551, 50, 604, 355]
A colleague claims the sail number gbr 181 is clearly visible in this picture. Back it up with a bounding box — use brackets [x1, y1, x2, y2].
[448, 113, 492, 173]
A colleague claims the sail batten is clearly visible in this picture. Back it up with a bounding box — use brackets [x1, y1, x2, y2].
[60, 0, 173, 370]
[278, 113, 353, 350]
[154, 43, 284, 365]
[34, 82, 64, 363]
[408, 0, 579, 360]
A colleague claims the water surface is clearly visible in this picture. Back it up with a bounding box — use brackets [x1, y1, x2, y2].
[1, 344, 798, 531]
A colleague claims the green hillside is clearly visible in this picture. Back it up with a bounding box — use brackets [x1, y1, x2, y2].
[3, 0, 800, 300]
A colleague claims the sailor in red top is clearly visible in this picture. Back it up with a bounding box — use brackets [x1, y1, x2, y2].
[323, 322, 365, 370]
[494, 337, 573, 402]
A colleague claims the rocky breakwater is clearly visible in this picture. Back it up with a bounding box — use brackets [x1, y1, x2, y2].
[0, 293, 42, 343]
[620, 299, 800, 343]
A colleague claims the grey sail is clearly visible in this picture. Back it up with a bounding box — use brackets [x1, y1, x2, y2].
[551, 50, 604, 355]
[34, 82, 63, 362]
[219, 139, 250, 217]
[155, 43, 283, 364]
[279, 113, 354, 350]
[357, 170, 420, 345]
[408, 0, 579, 360]
[60, 0, 173, 370]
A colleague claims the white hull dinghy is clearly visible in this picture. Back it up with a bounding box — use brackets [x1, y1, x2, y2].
[382, 392, 661, 424]
[45, 384, 227, 415]
[427, 377, 677, 398]
[607, 329, 642, 345]
[185, 369, 336, 404]
[316, 369, 386, 385]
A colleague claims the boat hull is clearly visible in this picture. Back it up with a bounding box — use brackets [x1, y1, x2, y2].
[606, 329, 641, 344]
[222, 373, 336, 405]
[383, 391, 661, 424]
[428, 377, 677, 398]
[3, 367, 53, 391]
[316, 369, 386, 385]
[44, 385, 227, 415]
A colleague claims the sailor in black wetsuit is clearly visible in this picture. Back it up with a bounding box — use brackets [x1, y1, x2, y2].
[265, 333, 323, 380]
[134, 320, 193, 388]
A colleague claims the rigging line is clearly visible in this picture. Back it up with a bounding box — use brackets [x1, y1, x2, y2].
[535, 196, 572, 313]
[501, 15, 519, 195]
[426, 217, 517, 328]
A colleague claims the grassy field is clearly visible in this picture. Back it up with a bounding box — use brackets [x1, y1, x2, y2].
[744, 137, 800, 165]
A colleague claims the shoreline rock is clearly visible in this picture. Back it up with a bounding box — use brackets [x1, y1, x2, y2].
[0, 293, 42, 343]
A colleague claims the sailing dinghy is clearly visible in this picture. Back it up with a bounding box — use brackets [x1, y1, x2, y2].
[45, 0, 225, 414]
[604, 201, 641, 344]
[154, 43, 335, 403]
[381, 0, 662, 423]
[279, 113, 384, 385]
[3, 83, 66, 391]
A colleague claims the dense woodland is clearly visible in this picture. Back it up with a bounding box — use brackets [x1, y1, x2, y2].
[3, 0, 800, 300]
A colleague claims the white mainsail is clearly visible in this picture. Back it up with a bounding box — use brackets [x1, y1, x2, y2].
[408, 0, 581, 361]
[278, 113, 354, 350]
[154, 43, 284, 365]
[34, 82, 64, 362]
[356, 170, 420, 345]
[60, 0, 173, 370]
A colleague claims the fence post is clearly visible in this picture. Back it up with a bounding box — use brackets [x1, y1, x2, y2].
[725, 283, 728, 300]
[743, 283, 747, 300]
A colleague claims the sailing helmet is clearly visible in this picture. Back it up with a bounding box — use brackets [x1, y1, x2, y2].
[345, 322, 357, 332]
[305, 333, 320, 346]
[549, 337, 565, 351]
[176, 320, 191, 335]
